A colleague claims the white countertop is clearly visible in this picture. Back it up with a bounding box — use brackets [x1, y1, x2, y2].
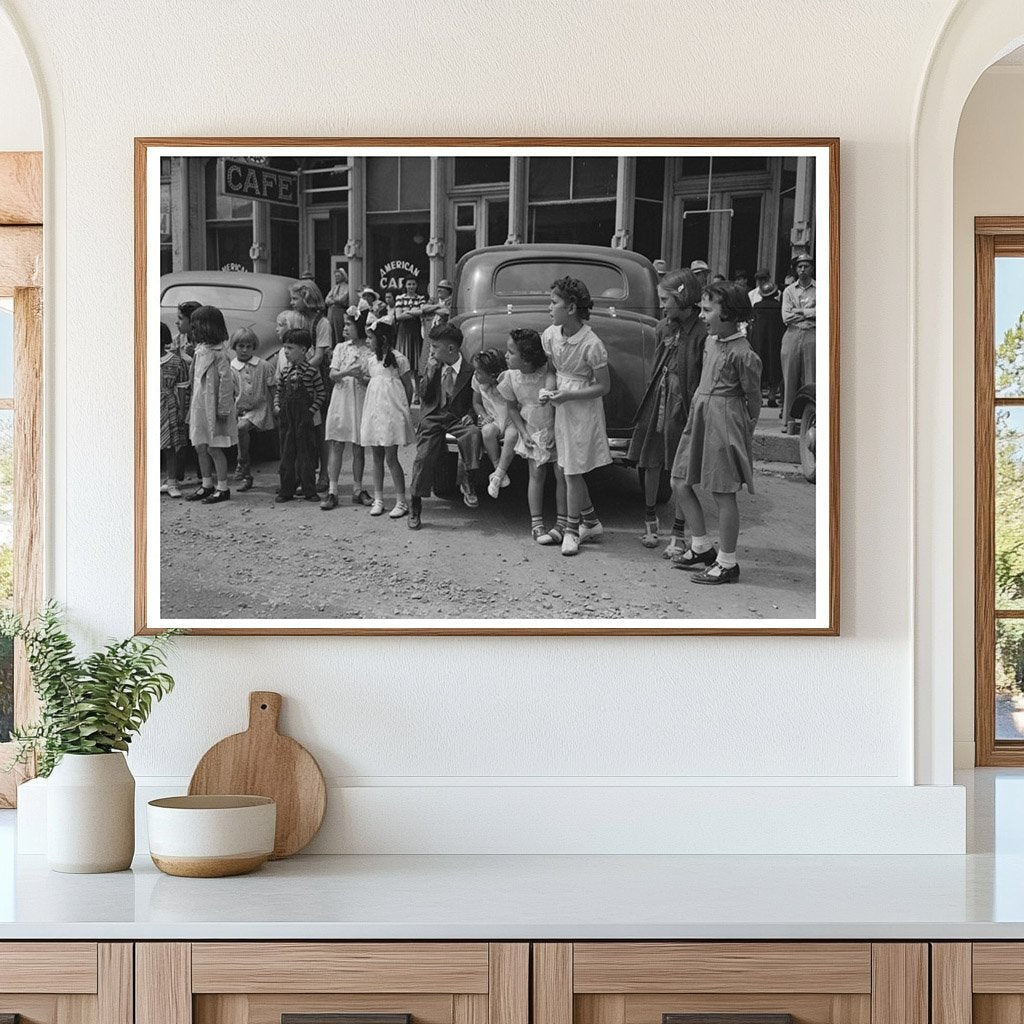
[0, 849, 1022, 940]
[0, 768, 1021, 941]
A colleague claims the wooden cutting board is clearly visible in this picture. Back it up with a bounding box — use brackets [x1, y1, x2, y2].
[188, 691, 326, 859]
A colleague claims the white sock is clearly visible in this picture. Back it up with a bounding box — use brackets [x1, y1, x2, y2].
[691, 535, 713, 553]
[216, 479, 228, 491]
[717, 550, 738, 568]
[329, 483, 339, 495]
[201, 476, 214, 488]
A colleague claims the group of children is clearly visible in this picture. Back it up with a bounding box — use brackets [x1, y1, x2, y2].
[160, 271, 763, 583]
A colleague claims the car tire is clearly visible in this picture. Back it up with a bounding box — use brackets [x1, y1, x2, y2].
[432, 451, 459, 498]
[799, 400, 816, 483]
[637, 467, 674, 505]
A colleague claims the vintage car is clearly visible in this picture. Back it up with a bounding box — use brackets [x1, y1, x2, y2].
[159, 271, 299, 362]
[435, 244, 663, 496]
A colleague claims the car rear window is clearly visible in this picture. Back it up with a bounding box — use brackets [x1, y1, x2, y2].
[493, 262, 627, 300]
[161, 285, 263, 311]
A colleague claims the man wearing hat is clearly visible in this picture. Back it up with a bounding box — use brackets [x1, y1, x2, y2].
[423, 278, 454, 331]
[780, 253, 816, 433]
[689, 259, 709, 289]
[652, 259, 668, 281]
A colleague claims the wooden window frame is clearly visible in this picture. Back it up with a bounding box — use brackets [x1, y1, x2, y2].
[0, 151, 44, 806]
[975, 217, 1024, 765]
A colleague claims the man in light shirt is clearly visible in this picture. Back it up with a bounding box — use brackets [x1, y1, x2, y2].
[780, 254, 816, 433]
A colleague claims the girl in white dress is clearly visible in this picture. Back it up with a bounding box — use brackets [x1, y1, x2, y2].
[539, 276, 612, 556]
[359, 317, 414, 518]
[322, 307, 372, 510]
[499, 328, 566, 544]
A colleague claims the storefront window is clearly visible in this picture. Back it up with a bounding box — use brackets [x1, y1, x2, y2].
[571, 157, 617, 199]
[367, 157, 430, 213]
[529, 201, 615, 248]
[679, 156, 768, 178]
[633, 158, 666, 261]
[728, 194, 763, 279]
[528, 156, 617, 203]
[679, 198, 712, 270]
[303, 157, 349, 206]
[160, 178, 173, 276]
[454, 157, 510, 186]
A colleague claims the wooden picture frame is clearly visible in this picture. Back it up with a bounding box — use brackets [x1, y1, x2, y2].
[135, 137, 839, 636]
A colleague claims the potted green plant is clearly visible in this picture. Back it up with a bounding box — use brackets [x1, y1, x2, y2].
[2, 603, 178, 873]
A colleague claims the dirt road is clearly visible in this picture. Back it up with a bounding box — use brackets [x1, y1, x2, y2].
[160, 443, 817, 623]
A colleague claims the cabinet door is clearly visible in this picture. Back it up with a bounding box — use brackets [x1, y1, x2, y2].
[137, 943, 528, 1024]
[0, 943, 131, 1024]
[533, 944, 928, 1024]
[941, 943, 1024, 1024]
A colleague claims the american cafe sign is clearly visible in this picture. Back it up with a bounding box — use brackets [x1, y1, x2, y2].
[220, 159, 298, 206]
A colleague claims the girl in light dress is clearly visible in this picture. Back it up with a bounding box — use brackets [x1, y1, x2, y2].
[499, 328, 566, 544]
[186, 305, 239, 505]
[159, 321, 189, 498]
[671, 281, 763, 585]
[359, 317, 414, 519]
[321, 307, 373, 511]
[539, 276, 612, 557]
[229, 327, 276, 492]
[469, 348, 518, 499]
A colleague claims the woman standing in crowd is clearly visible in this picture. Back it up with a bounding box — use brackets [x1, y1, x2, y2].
[748, 269, 785, 408]
[394, 275, 424, 377]
[324, 266, 349, 346]
[671, 281, 762, 584]
[627, 268, 705, 556]
[322, 306, 373, 510]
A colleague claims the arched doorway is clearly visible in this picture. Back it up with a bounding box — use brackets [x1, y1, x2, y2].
[913, 0, 1024, 784]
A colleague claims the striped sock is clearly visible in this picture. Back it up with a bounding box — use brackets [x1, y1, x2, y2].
[672, 517, 686, 538]
[581, 505, 599, 527]
[556, 515, 568, 531]
[644, 504, 657, 520]
[531, 514, 544, 531]
[566, 514, 581, 536]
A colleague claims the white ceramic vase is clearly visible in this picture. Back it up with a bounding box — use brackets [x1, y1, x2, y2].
[46, 752, 135, 873]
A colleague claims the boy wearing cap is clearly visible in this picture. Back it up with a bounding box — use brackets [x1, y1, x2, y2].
[780, 254, 816, 432]
[689, 259, 709, 289]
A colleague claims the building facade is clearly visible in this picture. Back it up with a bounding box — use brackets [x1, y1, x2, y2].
[161, 154, 815, 298]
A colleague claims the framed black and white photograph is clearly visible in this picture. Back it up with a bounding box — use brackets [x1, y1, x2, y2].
[135, 138, 838, 635]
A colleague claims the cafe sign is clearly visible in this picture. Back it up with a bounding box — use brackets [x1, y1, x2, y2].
[220, 159, 298, 206]
[379, 259, 421, 292]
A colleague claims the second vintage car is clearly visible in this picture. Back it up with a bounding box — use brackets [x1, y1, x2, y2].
[435, 243, 663, 496]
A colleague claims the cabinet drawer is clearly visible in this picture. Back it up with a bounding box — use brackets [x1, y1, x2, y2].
[572, 944, 872, 994]
[534, 944, 926, 1024]
[0, 942, 99, 993]
[139, 943, 528, 1024]
[191, 943, 491, 994]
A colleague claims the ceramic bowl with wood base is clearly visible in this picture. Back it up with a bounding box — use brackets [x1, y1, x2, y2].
[147, 795, 276, 877]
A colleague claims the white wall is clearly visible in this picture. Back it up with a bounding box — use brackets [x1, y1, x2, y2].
[952, 64, 1024, 767]
[0, 0, 980, 853]
[0, 6, 40, 152]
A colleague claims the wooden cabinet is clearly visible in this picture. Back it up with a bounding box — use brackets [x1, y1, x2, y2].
[136, 944, 528, 1024]
[0, 943, 132, 1024]
[932, 943, 1024, 1024]
[532, 944, 928, 1024]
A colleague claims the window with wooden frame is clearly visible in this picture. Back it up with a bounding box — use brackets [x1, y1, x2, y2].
[976, 217, 1024, 765]
[0, 151, 44, 806]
